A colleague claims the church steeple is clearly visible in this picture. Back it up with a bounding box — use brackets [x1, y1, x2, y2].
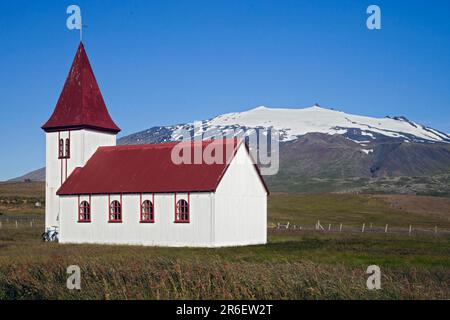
[43, 42, 119, 231]
[42, 42, 120, 133]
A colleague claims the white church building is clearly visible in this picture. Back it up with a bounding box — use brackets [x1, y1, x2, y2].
[42, 42, 268, 247]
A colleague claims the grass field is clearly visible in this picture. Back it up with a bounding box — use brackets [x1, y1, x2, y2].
[268, 193, 450, 229]
[0, 181, 44, 217]
[0, 182, 449, 299]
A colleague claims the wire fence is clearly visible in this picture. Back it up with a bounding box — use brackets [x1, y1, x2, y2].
[0, 217, 44, 229]
[1, 217, 449, 238]
[269, 220, 450, 237]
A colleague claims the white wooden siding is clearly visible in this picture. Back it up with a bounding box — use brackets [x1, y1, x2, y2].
[213, 144, 267, 246]
[45, 129, 115, 229]
[59, 192, 215, 247]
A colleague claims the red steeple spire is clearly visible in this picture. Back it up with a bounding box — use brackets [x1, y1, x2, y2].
[42, 42, 120, 133]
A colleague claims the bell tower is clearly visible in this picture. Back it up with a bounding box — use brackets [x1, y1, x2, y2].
[42, 42, 120, 230]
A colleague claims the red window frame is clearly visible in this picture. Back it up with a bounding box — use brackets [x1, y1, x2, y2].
[108, 194, 122, 223]
[140, 193, 155, 223]
[65, 138, 70, 158]
[174, 192, 190, 223]
[58, 138, 64, 159]
[78, 195, 91, 223]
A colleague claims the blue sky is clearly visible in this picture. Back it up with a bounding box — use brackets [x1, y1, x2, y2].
[0, 0, 449, 180]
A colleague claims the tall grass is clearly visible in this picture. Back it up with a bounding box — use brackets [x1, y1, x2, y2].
[1, 259, 448, 300]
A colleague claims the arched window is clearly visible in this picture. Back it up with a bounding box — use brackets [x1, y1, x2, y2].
[78, 201, 91, 222]
[58, 138, 64, 159]
[140, 200, 154, 223]
[175, 199, 189, 223]
[65, 138, 70, 158]
[109, 200, 122, 222]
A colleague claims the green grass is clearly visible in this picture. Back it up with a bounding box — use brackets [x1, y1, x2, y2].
[1, 223, 448, 268]
[268, 193, 450, 228]
[266, 174, 450, 196]
[0, 181, 44, 198]
[0, 182, 44, 217]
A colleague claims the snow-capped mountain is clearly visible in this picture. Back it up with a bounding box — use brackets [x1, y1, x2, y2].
[116, 104, 450, 193]
[119, 104, 450, 145]
[206, 104, 449, 143]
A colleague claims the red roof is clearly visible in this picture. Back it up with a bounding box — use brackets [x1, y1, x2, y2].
[42, 42, 120, 133]
[57, 139, 269, 195]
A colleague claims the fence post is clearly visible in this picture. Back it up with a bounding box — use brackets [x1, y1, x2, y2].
[277, 223, 280, 230]
[409, 225, 412, 236]
[328, 224, 331, 231]
[15, 220, 18, 228]
[0, 221, 2, 229]
[30, 221, 33, 228]
[385, 224, 388, 233]
[316, 220, 324, 231]
[362, 223, 365, 233]
[339, 223, 343, 232]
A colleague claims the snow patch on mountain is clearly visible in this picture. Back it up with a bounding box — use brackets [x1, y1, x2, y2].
[118, 104, 449, 146]
[204, 104, 449, 143]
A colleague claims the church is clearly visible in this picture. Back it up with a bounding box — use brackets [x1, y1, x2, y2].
[42, 42, 268, 247]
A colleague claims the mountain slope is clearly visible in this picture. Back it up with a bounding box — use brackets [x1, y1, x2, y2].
[266, 133, 450, 185]
[9, 167, 45, 182]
